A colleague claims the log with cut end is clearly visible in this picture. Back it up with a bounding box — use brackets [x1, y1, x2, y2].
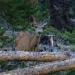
[0, 51, 68, 62]
[0, 58, 75, 75]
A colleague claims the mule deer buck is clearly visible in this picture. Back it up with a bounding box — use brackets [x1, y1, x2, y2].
[16, 15, 41, 51]
[16, 15, 49, 51]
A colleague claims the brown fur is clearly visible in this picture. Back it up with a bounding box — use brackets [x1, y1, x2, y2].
[16, 32, 40, 51]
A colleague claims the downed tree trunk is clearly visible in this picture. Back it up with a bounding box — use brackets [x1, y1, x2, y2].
[0, 51, 68, 62]
[0, 58, 75, 75]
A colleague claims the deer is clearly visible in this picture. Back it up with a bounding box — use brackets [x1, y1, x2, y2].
[16, 15, 40, 51]
[16, 15, 48, 51]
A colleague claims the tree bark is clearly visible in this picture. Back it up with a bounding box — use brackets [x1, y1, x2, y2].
[0, 58, 75, 75]
[0, 51, 68, 62]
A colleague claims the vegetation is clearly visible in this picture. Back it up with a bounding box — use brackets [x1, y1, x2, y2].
[0, 0, 75, 74]
[0, 0, 48, 31]
[0, 0, 75, 45]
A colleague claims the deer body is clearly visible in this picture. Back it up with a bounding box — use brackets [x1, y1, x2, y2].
[16, 32, 40, 51]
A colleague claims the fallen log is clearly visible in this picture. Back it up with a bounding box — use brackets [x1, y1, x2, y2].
[0, 51, 68, 62]
[0, 58, 75, 75]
